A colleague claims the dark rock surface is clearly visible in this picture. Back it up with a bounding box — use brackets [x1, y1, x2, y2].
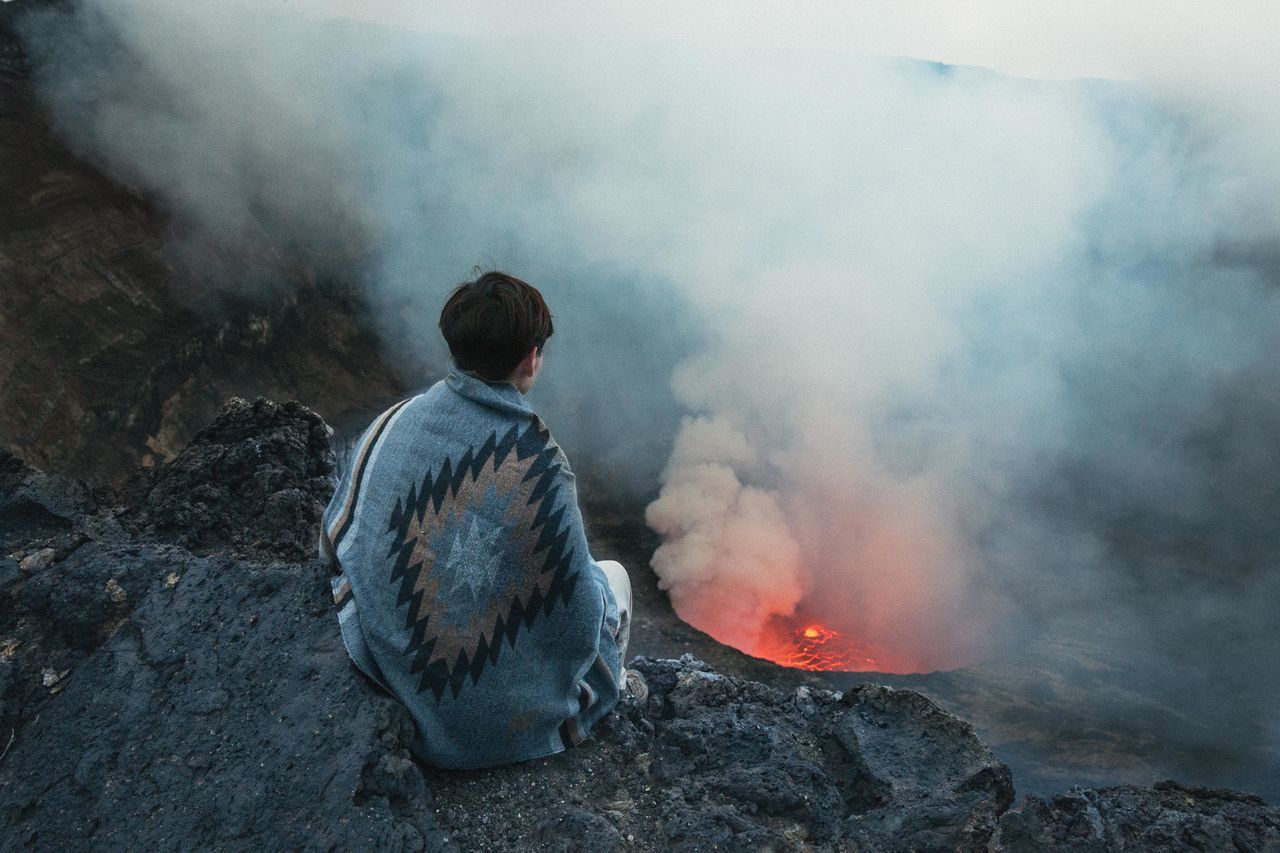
[994, 781, 1280, 851]
[1, 399, 1277, 851]
[115, 397, 337, 562]
[0, 542, 450, 851]
[0, 449, 90, 553]
[427, 657, 1012, 851]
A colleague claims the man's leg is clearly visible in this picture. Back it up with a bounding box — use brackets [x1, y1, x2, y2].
[597, 559, 646, 700]
[597, 559, 631, 663]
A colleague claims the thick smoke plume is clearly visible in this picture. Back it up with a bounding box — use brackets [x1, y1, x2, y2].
[18, 0, 1280, 795]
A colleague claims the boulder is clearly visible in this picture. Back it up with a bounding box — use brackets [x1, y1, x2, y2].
[116, 397, 336, 562]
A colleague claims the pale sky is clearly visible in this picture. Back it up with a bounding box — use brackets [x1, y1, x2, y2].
[305, 0, 1279, 86]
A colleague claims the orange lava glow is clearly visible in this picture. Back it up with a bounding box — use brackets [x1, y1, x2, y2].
[786, 624, 879, 671]
[761, 622, 886, 672]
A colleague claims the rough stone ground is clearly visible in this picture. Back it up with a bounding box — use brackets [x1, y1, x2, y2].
[993, 782, 1280, 851]
[1, 399, 1277, 851]
[427, 658, 1014, 852]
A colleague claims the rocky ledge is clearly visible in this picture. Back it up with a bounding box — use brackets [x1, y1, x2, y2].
[0, 399, 1276, 851]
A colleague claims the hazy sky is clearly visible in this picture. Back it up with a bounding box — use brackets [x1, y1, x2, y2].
[306, 1, 1280, 223]
[309, 0, 1279, 82]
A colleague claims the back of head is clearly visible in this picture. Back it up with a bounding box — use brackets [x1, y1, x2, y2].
[438, 271, 554, 381]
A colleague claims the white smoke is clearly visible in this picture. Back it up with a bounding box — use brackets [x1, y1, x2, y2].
[17, 0, 1280, 794]
[645, 416, 806, 654]
[639, 60, 1119, 668]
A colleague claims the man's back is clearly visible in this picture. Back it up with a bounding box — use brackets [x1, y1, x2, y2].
[323, 370, 622, 768]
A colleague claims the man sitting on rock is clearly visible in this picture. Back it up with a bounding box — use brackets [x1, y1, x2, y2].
[320, 270, 642, 769]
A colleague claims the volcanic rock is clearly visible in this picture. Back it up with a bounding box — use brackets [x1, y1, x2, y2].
[993, 781, 1280, 851]
[0, 448, 90, 554]
[115, 397, 336, 562]
[0, 559, 18, 593]
[424, 657, 1013, 851]
[0, 544, 451, 850]
[1, 399, 1278, 851]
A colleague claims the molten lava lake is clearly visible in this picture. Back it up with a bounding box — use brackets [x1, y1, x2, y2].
[757, 622, 890, 672]
[742, 617, 955, 676]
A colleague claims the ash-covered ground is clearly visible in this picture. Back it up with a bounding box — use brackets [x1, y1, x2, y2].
[1, 397, 1277, 851]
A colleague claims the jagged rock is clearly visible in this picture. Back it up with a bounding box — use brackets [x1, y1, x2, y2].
[836, 683, 1015, 847]
[116, 397, 336, 562]
[0, 448, 90, 553]
[993, 781, 1280, 851]
[424, 656, 1013, 851]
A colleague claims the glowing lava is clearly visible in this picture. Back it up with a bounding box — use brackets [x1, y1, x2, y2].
[768, 622, 883, 672]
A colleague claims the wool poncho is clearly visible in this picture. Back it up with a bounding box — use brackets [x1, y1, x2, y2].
[321, 370, 622, 769]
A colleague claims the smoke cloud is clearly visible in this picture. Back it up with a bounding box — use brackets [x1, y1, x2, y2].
[18, 0, 1280, 796]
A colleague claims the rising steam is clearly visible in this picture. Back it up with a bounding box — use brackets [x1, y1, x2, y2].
[17, 0, 1280, 796]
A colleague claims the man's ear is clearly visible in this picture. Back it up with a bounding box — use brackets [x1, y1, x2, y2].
[516, 346, 539, 377]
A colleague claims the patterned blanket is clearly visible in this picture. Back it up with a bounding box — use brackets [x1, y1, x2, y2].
[322, 369, 621, 768]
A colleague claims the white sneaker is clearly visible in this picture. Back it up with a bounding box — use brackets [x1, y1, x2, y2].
[624, 668, 649, 702]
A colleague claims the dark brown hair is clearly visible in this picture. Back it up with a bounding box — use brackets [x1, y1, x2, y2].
[438, 271, 554, 381]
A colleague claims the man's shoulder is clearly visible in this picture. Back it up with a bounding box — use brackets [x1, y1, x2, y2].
[378, 380, 545, 459]
[386, 380, 469, 428]
[402, 378, 533, 427]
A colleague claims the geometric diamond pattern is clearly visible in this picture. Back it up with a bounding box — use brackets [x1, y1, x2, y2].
[384, 418, 579, 702]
